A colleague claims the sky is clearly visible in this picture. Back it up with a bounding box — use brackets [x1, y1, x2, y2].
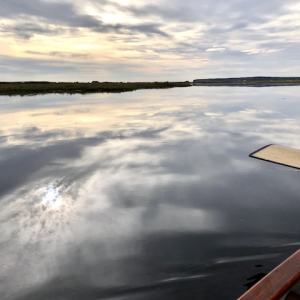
[1, 0, 300, 82]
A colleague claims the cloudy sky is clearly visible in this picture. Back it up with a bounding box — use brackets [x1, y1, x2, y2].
[1, 0, 300, 81]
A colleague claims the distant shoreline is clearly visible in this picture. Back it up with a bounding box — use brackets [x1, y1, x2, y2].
[193, 76, 300, 86]
[1, 77, 300, 96]
[194, 83, 300, 87]
[0, 81, 191, 96]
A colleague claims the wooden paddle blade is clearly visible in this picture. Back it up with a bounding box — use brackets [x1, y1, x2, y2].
[249, 144, 300, 170]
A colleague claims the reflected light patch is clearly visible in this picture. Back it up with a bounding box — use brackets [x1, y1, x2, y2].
[42, 186, 62, 208]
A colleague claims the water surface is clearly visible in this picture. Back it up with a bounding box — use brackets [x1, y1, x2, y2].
[1, 86, 300, 299]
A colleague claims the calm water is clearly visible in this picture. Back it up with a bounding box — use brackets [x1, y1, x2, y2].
[1, 86, 300, 299]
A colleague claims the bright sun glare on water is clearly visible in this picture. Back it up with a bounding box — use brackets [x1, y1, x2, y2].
[42, 186, 62, 208]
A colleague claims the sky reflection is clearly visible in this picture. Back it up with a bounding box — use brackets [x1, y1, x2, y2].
[42, 186, 61, 209]
[1, 87, 300, 299]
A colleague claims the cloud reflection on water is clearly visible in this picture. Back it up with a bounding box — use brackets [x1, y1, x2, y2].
[1, 87, 300, 299]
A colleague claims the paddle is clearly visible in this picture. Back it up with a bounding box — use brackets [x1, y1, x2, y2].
[249, 144, 300, 170]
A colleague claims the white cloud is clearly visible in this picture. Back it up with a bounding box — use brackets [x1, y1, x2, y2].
[0, 0, 300, 80]
[206, 48, 226, 52]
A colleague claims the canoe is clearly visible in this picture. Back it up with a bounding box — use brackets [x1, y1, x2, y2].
[241, 144, 300, 299]
[238, 250, 300, 300]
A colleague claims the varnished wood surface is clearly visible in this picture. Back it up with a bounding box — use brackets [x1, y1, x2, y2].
[238, 250, 300, 300]
[249, 144, 300, 170]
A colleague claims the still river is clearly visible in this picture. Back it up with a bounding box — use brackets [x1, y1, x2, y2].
[1, 86, 300, 299]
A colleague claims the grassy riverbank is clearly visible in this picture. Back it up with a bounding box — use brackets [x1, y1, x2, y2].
[0, 81, 191, 96]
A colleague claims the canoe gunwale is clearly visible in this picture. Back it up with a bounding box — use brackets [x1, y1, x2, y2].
[238, 250, 300, 300]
